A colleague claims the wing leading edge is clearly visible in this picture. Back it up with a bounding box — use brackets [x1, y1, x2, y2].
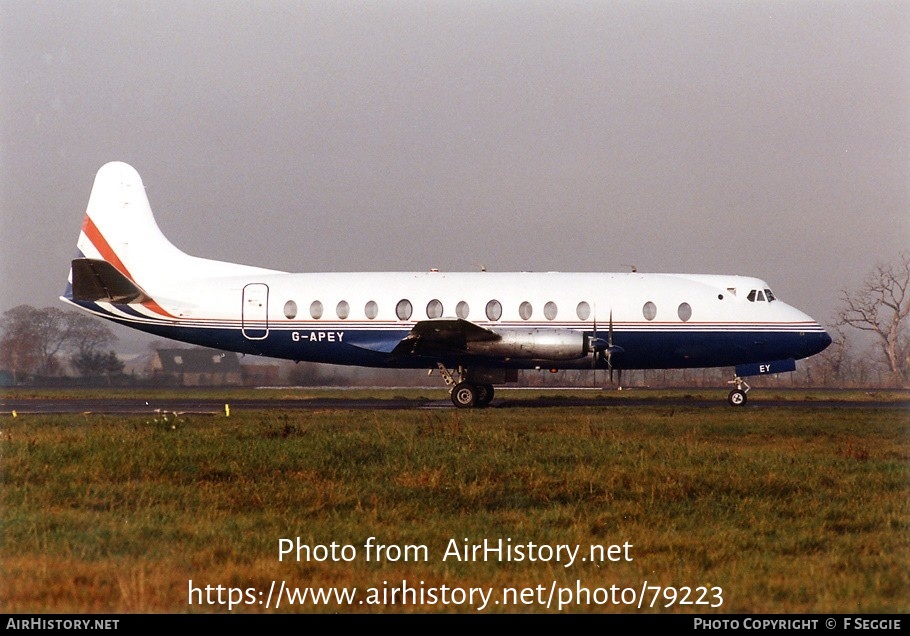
[391, 319, 500, 356]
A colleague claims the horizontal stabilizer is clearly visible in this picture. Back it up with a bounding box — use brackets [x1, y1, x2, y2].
[70, 258, 151, 304]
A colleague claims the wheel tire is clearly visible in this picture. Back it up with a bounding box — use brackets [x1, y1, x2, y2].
[451, 382, 477, 408]
[727, 389, 747, 406]
[476, 384, 495, 407]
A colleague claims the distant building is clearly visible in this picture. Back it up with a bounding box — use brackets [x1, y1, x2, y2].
[150, 348, 242, 386]
[241, 363, 281, 387]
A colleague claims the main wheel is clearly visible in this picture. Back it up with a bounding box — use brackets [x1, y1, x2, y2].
[451, 382, 477, 408]
[476, 384, 495, 407]
[727, 389, 747, 406]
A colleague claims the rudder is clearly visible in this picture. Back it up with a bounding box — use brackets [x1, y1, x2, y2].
[63, 161, 282, 307]
[74, 162, 189, 289]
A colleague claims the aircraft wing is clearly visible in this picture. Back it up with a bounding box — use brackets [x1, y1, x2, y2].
[390, 318, 499, 356]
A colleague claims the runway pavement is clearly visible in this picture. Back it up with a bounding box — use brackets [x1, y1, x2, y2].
[3, 394, 908, 414]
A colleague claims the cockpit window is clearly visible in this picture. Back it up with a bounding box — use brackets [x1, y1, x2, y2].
[747, 288, 775, 302]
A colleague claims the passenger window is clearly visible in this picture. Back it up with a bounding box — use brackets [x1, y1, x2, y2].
[336, 300, 350, 319]
[678, 302, 692, 322]
[519, 301, 533, 320]
[396, 299, 412, 321]
[456, 301, 470, 319]
[365, 300, 378, 320]
[642, 301, 657, 321]
[576, 301, 591, 321]
[426, 299, 443, 319]
[544, 301, 557, 320]
[486, 300, 502, 321]
[284, 300, 297, 320]
[309, 300, 323, 319]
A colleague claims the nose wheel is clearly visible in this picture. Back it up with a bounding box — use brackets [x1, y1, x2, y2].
[727, 376, 750, 407]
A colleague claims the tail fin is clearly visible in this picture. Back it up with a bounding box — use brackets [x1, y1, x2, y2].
[63, 161, 279, 305]
[66, 162, 191, 300]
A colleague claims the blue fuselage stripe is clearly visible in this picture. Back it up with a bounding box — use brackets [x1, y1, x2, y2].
[88, 308, 830, 370]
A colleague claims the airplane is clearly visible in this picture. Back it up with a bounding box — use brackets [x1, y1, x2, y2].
[61, 161, 832, 408]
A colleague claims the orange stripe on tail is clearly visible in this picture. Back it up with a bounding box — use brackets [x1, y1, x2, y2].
[81, 215, 132, 280]
[80, 216, 174, 318]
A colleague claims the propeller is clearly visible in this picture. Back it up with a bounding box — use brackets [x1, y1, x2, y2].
[590, 314, 600, 387]
[587, 307, 608, 387]
[605, 310, 626, 387]
[589, 308, 624, 388]
[606, 310, 616, 383]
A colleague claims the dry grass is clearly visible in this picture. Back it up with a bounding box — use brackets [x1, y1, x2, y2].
[2, 405, 907, 613]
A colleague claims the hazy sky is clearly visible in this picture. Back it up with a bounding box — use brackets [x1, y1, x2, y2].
[2, 1, 908, 348]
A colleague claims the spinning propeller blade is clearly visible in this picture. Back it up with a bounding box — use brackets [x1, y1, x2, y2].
[589, 306, 624, 388]
[608, 310, 614, 384]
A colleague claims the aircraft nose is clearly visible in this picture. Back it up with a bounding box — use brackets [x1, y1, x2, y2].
[806, 326, 832, 357]
[786, 303, 832, 358]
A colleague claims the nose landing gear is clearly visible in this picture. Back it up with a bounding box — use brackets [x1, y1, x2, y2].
[727, 376, 750, 406]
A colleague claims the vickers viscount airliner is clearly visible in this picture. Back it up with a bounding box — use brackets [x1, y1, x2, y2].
[61, 162, 831, 407]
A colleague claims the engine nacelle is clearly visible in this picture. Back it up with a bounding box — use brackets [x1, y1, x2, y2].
[465, 328, 587, 360]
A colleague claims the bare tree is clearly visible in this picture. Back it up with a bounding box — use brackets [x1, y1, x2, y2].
[0, 305, 118, 382]
[0, 305, 78, 378]
[65, 311, 117, 360]
[805, 325, 874, 388]
[837, 252, 910, 386]
[33, 307, 76, 375]
[0, 305, 41, 382]
[72, 349, 124, 381]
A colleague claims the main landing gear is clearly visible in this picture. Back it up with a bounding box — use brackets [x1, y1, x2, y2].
[437, 363, 495, 408]
[727, 376, 751, 407]
[451, 381, 495, 408]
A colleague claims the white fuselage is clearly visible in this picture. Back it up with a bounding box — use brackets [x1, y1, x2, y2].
[62, 162, 832, 394]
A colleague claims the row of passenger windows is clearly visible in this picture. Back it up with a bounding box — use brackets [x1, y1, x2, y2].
[283, 299, 696, 322]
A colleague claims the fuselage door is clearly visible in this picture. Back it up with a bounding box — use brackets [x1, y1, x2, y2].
[242, 283, 269, 340]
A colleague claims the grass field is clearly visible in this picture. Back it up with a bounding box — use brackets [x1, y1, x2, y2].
[2, 402, 907, 613]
